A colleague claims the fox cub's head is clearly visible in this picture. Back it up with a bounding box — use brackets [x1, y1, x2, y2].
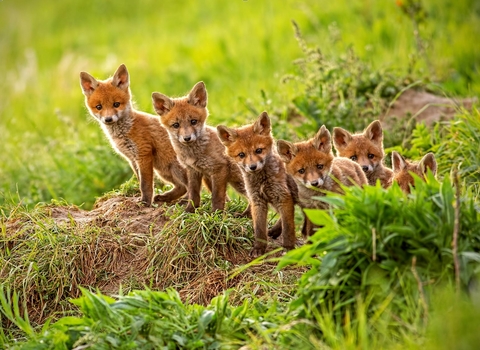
[277, 125, 334, 189]
[152, 82, 208, 145]
[217, 112, 273, 173]
[80, 64, 132, 125]
[392, 151, 437, 194]
[333, 120, 385, 174]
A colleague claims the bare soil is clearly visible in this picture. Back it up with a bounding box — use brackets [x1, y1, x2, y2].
[382, 88, 476, 126]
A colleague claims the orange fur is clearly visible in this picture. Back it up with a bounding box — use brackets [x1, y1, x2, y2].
[392, 151, 437, 194]
[79, 64, 187, 206]
[333, 120, 393, 188]
[218, 112, 298, 257]
[152, 82, 248, 214]
[278, 125, 367, 236]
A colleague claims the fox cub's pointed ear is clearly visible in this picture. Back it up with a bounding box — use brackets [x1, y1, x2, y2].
[313, 125, 332, 153]
[277, 140, 297, 163]
[419, 153, 437, 176]
[253, 111, 271, 135]
[152, 92, 175, 116]
[80, 72, 98, 97]
[391, 151, 407, 174]
[332, 127, 352, 151]
[217, 125, 237, 146]
[112, 64, 130, 90]
[188, 81, 208, 108]
[364, 120, 383, 144]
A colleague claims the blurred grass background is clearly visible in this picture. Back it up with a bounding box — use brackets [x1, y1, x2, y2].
[1, 0, 479, 208]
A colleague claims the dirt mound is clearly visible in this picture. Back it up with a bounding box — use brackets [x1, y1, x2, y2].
[49, 196, 168, 236]
[382, 88, 476, 126]
[2, 195, 304, 325]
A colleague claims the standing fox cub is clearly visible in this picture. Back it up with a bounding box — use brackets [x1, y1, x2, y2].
[79, 64, 188, 206]
[218, 112, 298, 257]
[278, 125, 367, 236]
[333, 120, 393, 188]
[152, 82, 248, 214]
[391, 151, 437, 194]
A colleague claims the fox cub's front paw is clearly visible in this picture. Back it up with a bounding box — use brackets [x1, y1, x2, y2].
[138, 197, 152, 207]
[249, 243, 267, 258]
[185, 202, 196, 213]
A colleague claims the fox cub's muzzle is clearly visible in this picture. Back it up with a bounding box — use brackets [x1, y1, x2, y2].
[100, 114, 119, 125]
[244, 160, 265, 173]
[179, 133, 197, 144]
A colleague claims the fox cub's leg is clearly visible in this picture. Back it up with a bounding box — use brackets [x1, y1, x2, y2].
[137, 157, 154, 206]
[210, 170, 229, 212]
[277, 198, 296, 250]
[154, 164, 188, 203]
[185, 168, 203, 213]
[267, 219, 282, 239]
[301, 214, 315, 237]
[250, 200, 269, 257]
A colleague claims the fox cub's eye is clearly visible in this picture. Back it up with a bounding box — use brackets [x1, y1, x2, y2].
[255, 148, 262, 154]
[298, 168, 305, 174]
[191, 119, 198, 125]
[113, 102, 120, 108]
[95, 104, 102, 110]
[350, 155, 357, 161]
[368, 153, 374, 159]
[238, 152, 246, 159]
[317, 164, 324, 170]
[172, 122, 180, 129]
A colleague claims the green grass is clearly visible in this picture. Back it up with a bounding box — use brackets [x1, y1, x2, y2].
[1, 0, 479, 208]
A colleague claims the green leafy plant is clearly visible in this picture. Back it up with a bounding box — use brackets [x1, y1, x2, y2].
[280, 175, 480, 332]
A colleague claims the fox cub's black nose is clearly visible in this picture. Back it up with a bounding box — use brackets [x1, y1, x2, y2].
[249, 164, 257, 171]
[183, 136, 191, 142]
[362, 166, 369, 172]
[105, 117, 113, 123]
[311, 180, 319, 187]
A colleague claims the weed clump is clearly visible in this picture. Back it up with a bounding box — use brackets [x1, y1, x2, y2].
[280, 174, 480, 338]
[282, 21, 413, 139]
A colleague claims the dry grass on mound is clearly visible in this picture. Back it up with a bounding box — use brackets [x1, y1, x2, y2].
[0, 194, 306, 326]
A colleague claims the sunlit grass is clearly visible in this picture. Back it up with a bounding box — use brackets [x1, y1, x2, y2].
[1, 0, 478, 208]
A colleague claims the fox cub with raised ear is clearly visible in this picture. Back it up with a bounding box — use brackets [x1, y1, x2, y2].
[391, 151, 437, 194]
[152, 82, 249, 214]
[217, 112, 298, 257]
[333, 120, 393, 188]
[278, 125, 367, 236]
[80, 64, 188, 206]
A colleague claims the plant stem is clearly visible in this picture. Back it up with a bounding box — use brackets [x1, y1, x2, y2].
[453, 168, 461, 294]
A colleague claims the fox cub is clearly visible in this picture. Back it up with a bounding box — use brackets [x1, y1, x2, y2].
[333, 120, 393, 188]
[217, 112, 298, 257]
[80, 64, 188, 206]
[391, 151, 437, 194]
[278, 125, 367, 236]
[152, 82, 248, 214]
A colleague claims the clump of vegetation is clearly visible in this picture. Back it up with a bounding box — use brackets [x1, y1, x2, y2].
[280, 174, 480, 338]
[281, 21, 416, 139]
